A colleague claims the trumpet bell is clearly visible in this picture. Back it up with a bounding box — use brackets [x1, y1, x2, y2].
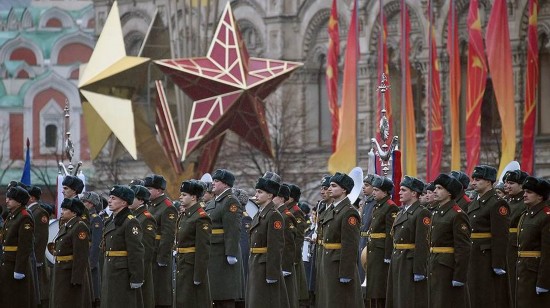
[46, 219, 59, 264]
[361, 246, 368, 271]
[348, 167, 364, 205]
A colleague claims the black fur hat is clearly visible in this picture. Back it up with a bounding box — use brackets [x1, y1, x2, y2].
[522, 176, 550, 200]
[6, 186, 30, 205]
[180, 180, 205, 198]
[143, 174, 167, 190]
[277, 184, 291, 200]
[330, 172, 355, 194]
[434, 174, 463, 200]
[131, 185, 151, 202]
[255, 177, 280, 195]
[503, 170, 529, 185]
[62, 175, 84, 194]
[27, 186, 42, 199]
[425, 182, 436, 192]
[472, 165, 497, 183]
[287, 184, 301, 201]
[400, 176, 425, 194]
[363, 174, 375, 185]
[129, 178, 145, 186]
[212, 169, 235, 187]
[262, 171, 282, 183]
[372, 175, 394, 193]
[450, 171, 470, 190]
[321, 176, 332, 188]
[61, 198, 86, 216]
[109, 185, 135, 205]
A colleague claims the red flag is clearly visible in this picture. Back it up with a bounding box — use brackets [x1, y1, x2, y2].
[328, 0, 358, 173]
[377, 10, 392, 140]
[465, 0, 487, 176]
[326, 0, 340, 152]
[447, 0, 461, 171]
[486, 0, 516, 176]
[426, 2, 443, 181]
[400, 1, 417, 176]
[521, 0, 539, 174]
[392, 150, 402, 206]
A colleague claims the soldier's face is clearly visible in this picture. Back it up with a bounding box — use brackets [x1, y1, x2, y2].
[523, 189, 543, 206]
[60, 207, 76, 221]
[320, 186, 329, 200]
[426, 190, 435, 202]
[419, 192, 427, 204]
[328, 183, 345, 200]
[128, 198, 141, 210]
[147, 187, 163, 200]
[212, 179, 228, 195]
[505, 181, 523, 196]
[254, 189, 272, 206]
[5, 197, 20, 211]
[399, 186, 415, 204]
[273, 196, 285, 207]
[372, 187, 388, 201]
[471, 177, 492, 194]
[179, 192, 195, 207]
[82, 200, 94, 210]
[363, 183, 373, 196]
[433, 185, 451, 203]
[62, 186, 77, 198]
[203, 191, 214, 202]
[108, 195, 127, 213]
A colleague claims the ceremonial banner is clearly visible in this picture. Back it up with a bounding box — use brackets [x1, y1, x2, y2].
[447, 0, 461, 171]
[465, 0, 487, 176]
[427, 8, 443, 181]
[486, 0, 516, 175]
[392, 150, 402, 206]
[327, 0, 340, 152]
[328, 0, 358, 173]
[400, 1, 417, 176]
[521, 0, 539, 174]
[377, 9, 392, 140]
[21, 138, 31, 186]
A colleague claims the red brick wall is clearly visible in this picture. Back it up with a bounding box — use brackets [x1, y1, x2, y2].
[57, 43, 93, 65]
[10, 47, 37, 65]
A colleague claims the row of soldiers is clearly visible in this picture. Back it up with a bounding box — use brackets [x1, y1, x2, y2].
[0, 169, 315, 308]
[344, 164, 549, 308]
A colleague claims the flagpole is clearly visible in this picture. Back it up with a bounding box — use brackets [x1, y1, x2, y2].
[400, 0, 407, 175]
[427, 0, 433, 179]
[355, 0, 359, 167]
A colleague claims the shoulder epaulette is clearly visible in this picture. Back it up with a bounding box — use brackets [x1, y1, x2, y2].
[292, 205, 301, 212]
[387, 199, 396, 206]
[243, 211, 249, 217]
[544, 206, 550, 215]
[91, 213, 98, 218]
[198, 208, 207, 217]
[463, 195, 471, 203]
[21, 209, 30, 217]
[284, 209, 292, 215]
[127, 214, 135, 219]
[164, 198, 173, 206]
[452, 205, 463, 213]
[144, 210, 153, 218]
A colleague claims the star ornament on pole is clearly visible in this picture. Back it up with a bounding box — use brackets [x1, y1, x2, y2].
[155, 3, 303, 161]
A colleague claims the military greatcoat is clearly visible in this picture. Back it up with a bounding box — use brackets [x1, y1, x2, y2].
[0, 206, 36, 308]
[359, 195, 376, 282]
[455, 192, 471, 212]
[205, 188, 244, 301]
[506, 191, 525, 304]
[516, 201, 550, 308]
[51, 216, 93, 308]
[466, 188, 510, 307]
[175, 202, 212, 308]
[133, 205, 156, 308]
[428, 200, 471, 308]
[100, 207, 144, 308]
[88, 208, 104, 303]
[386, 201, 430, 308]
[288, 202, 310, 302]
[246, 202, 288, 308]
[28, 202, 50, 302]
[366, 195, 399, 301]
[317, 197, 363, 308]
[148, 194, 177, 306]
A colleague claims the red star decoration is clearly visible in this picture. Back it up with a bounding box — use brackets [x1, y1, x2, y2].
[155, 3, 302, 160]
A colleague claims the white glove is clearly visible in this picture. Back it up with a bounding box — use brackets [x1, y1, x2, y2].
[194, 281, 201, 285]
[384, 259, 391, 264]
[227, 256, 238, 265]
[157, 262, 168, 267]
[14, 272, 25, 280]
[536, 286, 549, 294]
[452, 280, 464, 287]
[283, 271, 292, 277]
[266, 279, 277, 284]
[339, 278, 351, 283]
[493, 268, 506, 275]
[130, 282, 143, 289]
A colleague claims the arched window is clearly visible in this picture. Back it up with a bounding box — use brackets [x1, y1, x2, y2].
[317, 53, 332, 147]
[45, 124, 57, 147]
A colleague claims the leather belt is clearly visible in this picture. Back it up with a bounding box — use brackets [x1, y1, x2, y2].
[56, 255, 73, 262]
[155, 235, 162, 240]
[394, 243, 415, 250]
[360, 231, 369, 237]
[470, 233, 491, 239]
[177, 247, 196, 254]
[430, 247, 455, 253]
[323, 243, 342, 250]
[518, 251, 541, 258]
[251, 247, 268, 254]
[2, 246, 17, 252]
[105, 251, 128, 257]
[509, 228, 518, 233]
[211, 229, 224, 235]
[369, 233, 386, 239]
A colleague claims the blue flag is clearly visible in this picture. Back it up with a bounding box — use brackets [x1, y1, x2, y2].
[21, 138, 31, 186]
